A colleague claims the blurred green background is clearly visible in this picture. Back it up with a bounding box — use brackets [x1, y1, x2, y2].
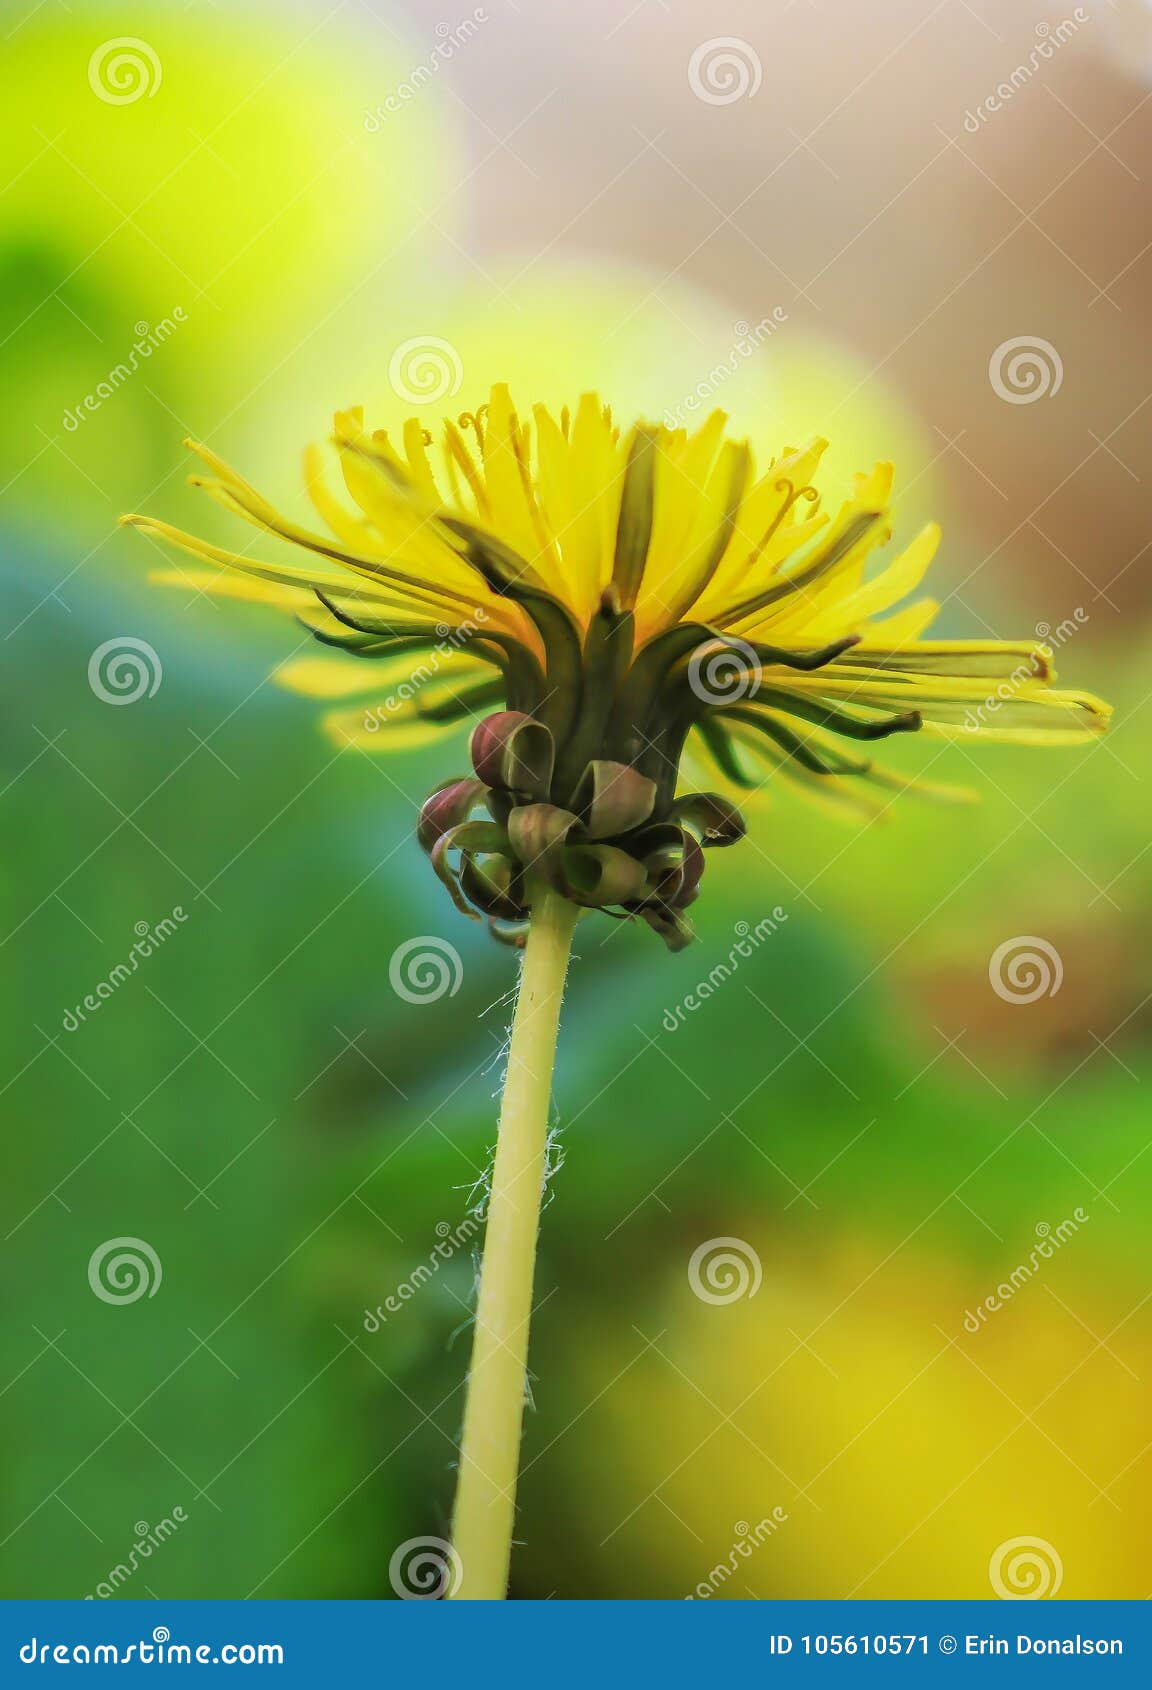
[3, 0, 1150, 1600]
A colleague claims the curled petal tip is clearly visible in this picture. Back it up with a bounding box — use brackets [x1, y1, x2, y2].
[470, 710, 555, 798]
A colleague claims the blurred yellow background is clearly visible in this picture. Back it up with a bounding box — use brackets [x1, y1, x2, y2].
[2, 0, 1148, 1599]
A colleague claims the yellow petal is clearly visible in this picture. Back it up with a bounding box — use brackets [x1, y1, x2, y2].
[276, 649, 489, 700]
[147, 567, 309, 611]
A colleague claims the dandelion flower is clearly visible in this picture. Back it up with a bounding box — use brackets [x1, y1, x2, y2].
[122, 383, 1110, 1598]
[123, 384, 1108, 949]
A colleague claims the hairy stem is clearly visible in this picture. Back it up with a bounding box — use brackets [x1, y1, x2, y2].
[448, 887, 578, 1599]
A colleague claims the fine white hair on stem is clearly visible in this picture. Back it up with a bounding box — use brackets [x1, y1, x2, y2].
[478, 982, 520, 1019]
[541, 1124, 566, 1211]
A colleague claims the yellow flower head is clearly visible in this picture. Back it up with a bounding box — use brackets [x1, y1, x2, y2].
[122, 383, 1110, 948]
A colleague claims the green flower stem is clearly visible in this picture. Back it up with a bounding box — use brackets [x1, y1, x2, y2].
[449, 886, 578, 1600]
